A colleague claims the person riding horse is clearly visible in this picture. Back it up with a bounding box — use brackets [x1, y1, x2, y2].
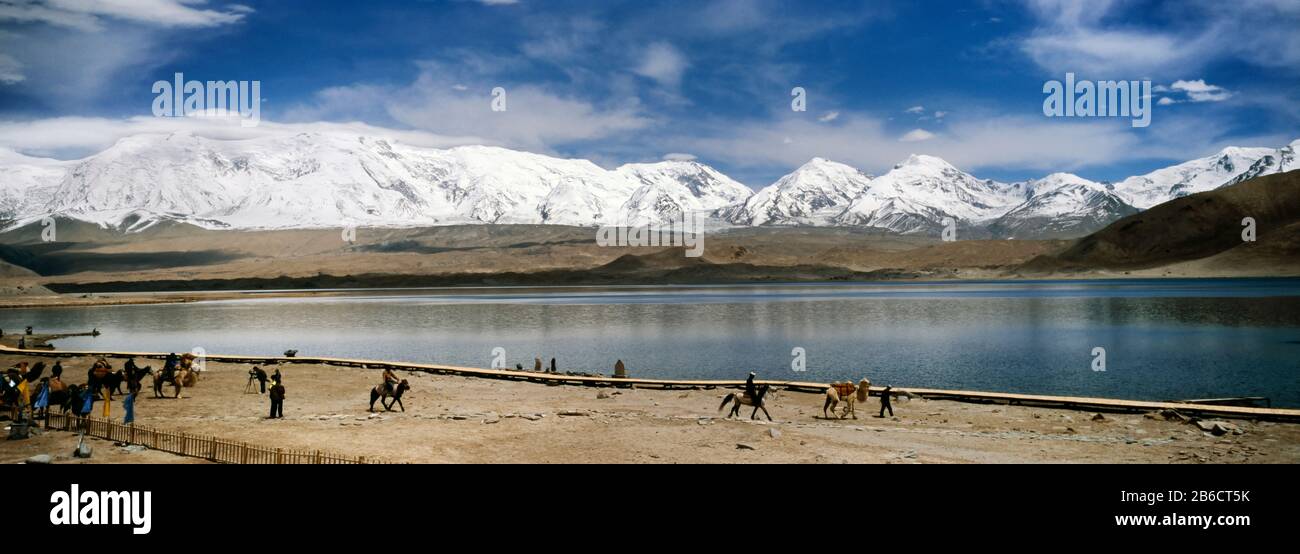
[380, 368, 400, 395]
[745, 371, 758, 402]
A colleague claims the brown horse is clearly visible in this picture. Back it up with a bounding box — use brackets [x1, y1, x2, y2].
[718, 384, 774, 421]
[369, 379, 410, 412]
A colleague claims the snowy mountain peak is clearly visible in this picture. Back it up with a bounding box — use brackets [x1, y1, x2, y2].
[895, 153, 955, 171]
[721, 157, 872, 226]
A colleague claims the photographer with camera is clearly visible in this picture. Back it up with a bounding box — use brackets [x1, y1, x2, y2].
[246, 366, 268, 394]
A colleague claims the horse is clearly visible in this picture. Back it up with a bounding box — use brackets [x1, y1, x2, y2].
[369, 379, 410, 412]
[823, 379, 871, 419]
[100, 370, 128, 395]
[718, 384, 774, 421]
[125, 365, 151, 394]
[152, 367, 192, 399]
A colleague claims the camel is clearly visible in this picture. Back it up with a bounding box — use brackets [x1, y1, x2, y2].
[823, 379, 871, 419]
[369, 379, 410, 412]
[718, 384, 774, 421]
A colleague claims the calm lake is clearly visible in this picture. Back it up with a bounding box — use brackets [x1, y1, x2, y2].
[6, 279, 1300, 407]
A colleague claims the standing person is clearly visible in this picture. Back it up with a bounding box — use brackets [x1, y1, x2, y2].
[51, 360, 63, 379]
[550, 357, 557, 374]
[268, 378, 285, 419]
[614, 359, 627, 378]
[533, 357, 542, 372]
[252, 366, 268, 394]
[271, 366, 282, 385]
[878, 385, 894, 418]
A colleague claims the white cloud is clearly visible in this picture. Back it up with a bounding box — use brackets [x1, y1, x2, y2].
[1157, 97, 1178, 106]
[1014, 0, 1300, 77]
[0, 115, 483, 159]
[633, 42, 688, 88]
[904, 105, 925, 114]
[934, 111, 947, 119]
[899, 129, 935, 142]
[662, 152, 696, 161]
[283, 61, 650, 152]
[0, 0, 250, 30]
[1170, 79, 1233, 102]
[477, 0, 519, 5]
[0, 53, 22, 84]
[818, 111, 840, 122]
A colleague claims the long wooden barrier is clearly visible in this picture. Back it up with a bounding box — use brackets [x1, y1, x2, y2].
[5, 344, 1300, 423]
[41, 412, 375, 464]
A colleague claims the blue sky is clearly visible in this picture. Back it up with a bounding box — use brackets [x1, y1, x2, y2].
[0, 0, 1297, 186]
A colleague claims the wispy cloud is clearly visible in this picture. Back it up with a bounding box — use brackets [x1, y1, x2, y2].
[0, 0, 250, 30]
[633, 42, 688, 88]
[1015, 0, 1300, 77]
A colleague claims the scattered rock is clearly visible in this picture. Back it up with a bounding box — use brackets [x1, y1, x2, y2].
[520, 414, 543, 421]
[1209, 422, 1242, 436]
[596, 391, 610, 400]
[558, 410, 590, 417]
[1161, 409, 1190, 423]
[1091, 413, 1106, 421]
[25, 454, 52, 464]
[736, 443, 756, 450]
[768, 428, 782, 439]
[123, 445, 147, 453]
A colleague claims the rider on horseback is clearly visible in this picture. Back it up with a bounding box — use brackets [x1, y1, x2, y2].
[381, 368, 400, 395]
[745, 371, 758, 401]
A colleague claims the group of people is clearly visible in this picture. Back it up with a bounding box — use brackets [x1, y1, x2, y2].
[1, 357, 147, 424]
[249, 365, 286, 418]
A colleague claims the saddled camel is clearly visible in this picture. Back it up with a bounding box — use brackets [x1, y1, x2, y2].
[823, 379, 871, 419]
[152, 367, 194, 399]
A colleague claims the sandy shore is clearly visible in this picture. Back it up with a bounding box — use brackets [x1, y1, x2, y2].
[4, 353, 1298, 464]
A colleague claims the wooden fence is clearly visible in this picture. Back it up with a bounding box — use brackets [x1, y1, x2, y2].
[43, 412, 375, 464]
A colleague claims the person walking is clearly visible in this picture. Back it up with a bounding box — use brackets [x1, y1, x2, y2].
[878, 385, 894, 418]
[550, 357, 557, 374]
[269, 378, 285, 419]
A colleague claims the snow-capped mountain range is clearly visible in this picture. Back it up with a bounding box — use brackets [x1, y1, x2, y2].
[1, 131, 1296, 239]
